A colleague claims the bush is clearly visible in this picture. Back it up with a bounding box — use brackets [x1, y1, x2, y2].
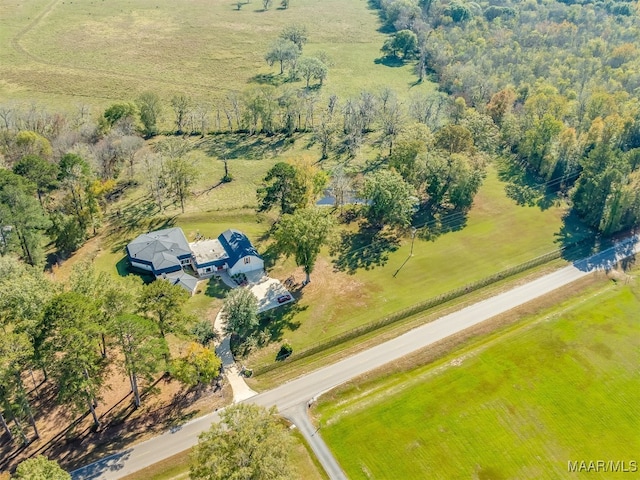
[276, 343, 293, 361]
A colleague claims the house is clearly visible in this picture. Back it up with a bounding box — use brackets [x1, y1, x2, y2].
[126, 227, 193, 275]
[126, 227, 264, 294]
[217, 229, 264, 276]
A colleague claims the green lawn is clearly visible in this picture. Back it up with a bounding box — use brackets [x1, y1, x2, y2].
[244, 164, 578, 368]
[316, 278, 640, 479]
[0, 0, 427, 114]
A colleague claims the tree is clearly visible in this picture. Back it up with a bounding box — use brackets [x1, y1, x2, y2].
[262, 0, 272, 9]
[57, 153, 92, 230]
[280, 0, 290, 8]
[136, 91, 162, 137]
[257, 162, 306, 215]
[171, 94, 192, 134]
[139, 280, 190, 339]
[328, 166, 352, 210]
[222, 288, 259, 340]
[434, 124, 475, 154]
[165, 156, 199, 213]
[314, 114, 339, 159]
[382, 30, 418, 59]
[422, 152, 485, 212]
[280, 24, 308, 51]
[13, 455, 70, 480]
[190, 403, 293, 480]
[192, 320, 218, 346]
[389, 137, 427, 187]
[265, 39, 299, 75]
[40, 292, 105, 428]
[0, 171, 51, 266]
[0, 330, 39, 444]
[102, 103, 137, 130]
[297, 57, 328, 88]
[361, 169, 416, 228]
[171, 342, 221, 388]
[274, 207, 334, 284]
[111, 314, 168, 408]
[12, 155, 58, 207]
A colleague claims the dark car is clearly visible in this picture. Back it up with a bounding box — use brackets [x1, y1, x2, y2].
[277, 294, 292, 304]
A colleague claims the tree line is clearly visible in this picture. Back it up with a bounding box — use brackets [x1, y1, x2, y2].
[371, 0, 640, 235]
[0, 257, 221, 447]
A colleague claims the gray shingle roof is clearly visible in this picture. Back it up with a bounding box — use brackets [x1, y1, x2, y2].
[162, 271, 199, 294]
[127, 227, 191, 273]
[217, 229, 261, 268]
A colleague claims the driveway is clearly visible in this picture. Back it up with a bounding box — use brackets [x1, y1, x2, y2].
[249, 276, 293, 313]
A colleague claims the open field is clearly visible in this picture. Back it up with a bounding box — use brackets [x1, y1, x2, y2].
[0, 0, 428, 113]
[316, 273, 640, 479]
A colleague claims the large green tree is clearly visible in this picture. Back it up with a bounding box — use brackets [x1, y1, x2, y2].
[136, 91, 162, 137]
[222, 288, 259, 340]
[0, 171, 50, 266]
[274, 207, 334, 284]
[139, 280, 190, 340]
[257, 162, 307, 215]
[12, 155, 59, 207]
[111, 314, 168, 408]
[190, 403, 294, 480]
[13, 455, 70, 480]
[361, 169, 416, 228]
[40, 292, 105, 427]
[170, 342, 221, 388]
[265, 39, 299, 75]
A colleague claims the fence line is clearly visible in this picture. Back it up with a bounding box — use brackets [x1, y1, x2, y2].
[252, 238, 592, 377]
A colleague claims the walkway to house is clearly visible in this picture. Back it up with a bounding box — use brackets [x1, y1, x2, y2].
[213, 308, 257, 402]
[210, 270, 292, 401]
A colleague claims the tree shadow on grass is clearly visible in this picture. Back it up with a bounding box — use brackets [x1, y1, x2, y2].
[259, 300, 305, 343]
[197, 133, 298, 160]
[497, 158, 562, 211]
[248, 72, 287, 87]
[331, 227, 400, 274]
[374, 56, 406, 68]
[413, 206, 469, 242]
[555, 211, 599, 263]
[204, 276, 231, 299]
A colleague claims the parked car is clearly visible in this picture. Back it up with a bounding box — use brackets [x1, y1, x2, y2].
[277, 294, 292, 304]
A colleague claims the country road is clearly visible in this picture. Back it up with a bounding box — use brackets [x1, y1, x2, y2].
[71, 235, 639, 480]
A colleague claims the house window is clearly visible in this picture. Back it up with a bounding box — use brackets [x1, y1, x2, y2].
[244, 257, 250, 264]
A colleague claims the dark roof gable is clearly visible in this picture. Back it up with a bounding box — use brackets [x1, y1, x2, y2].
[217, 229, 261, 267]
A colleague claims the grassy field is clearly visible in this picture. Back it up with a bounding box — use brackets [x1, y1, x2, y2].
[316, 274, 640, 479]
[244, 164, 582, 369]
[0, 0, 427, 112]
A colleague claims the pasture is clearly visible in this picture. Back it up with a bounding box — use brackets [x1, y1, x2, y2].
[0, 0, 426, 113]
[316, 277, 640, 479]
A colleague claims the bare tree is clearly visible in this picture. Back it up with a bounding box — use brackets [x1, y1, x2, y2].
[328, 166, 352, 210]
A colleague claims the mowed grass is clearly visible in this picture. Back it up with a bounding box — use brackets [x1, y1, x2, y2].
[245, 164, 574, 368]
[316, 278, 640, 479]
[0, 0, 427, 111]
